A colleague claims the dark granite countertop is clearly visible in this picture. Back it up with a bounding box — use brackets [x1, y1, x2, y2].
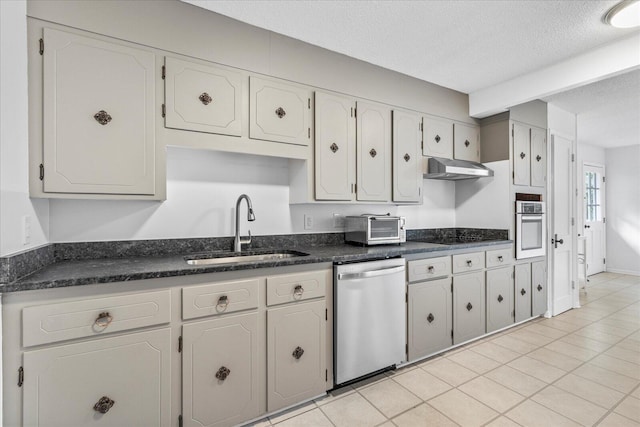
[2, 239, 512, 293]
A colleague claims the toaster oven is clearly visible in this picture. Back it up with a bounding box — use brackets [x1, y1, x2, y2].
[345, 215, 406, 246]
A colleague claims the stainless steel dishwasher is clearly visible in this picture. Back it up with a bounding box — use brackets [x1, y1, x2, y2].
[334, 257, 406, 386]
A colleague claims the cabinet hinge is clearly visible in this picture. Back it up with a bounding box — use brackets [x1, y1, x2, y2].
[451, 283, 453, 293]
[354, 183, 357, 193]
[406, 343, 409, 355]
[354, 108, 357, 118]
[571, 154, 575, 162]
[512, 171, 515, 179]
[39, 164, 44, 181]
[308, 127, 311, 138]
[308, 98, 311, 109]
[325, 308, 328, 321]
[18, 367, 24, 387]
[351, 107, 354, 117]
[405, 293, 408, 303]
[571, 281, 575, 290]
[511, 127, 514, 138]
[178, 336, 183, 353]
[161, 65, 165, 80]
[603, 217, 606, 224]
[326, 369, 328, 382]
[512, 310, 515, 318]
[419, 187, 421, 196]
[576, 188, 578, 196]
[162, 104, 166, 118]
[451, 330, 453, 338]
[39, 38, 44, 55]
[603, 176, 606, 183]
[178, 415, 183, 427]
[603, 258, 606, 265]
[571, 217, 575, 226]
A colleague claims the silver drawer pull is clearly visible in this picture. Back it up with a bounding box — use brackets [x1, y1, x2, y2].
[293, 284, 304, 297]
[94, 311, 113, 328]
[275, 107, 286, 118]
[427, 266, 434, 273]
[93, 396, 115, 414]
[217, 295, 229, 310]
[199, 92, 213, 105]
[93, 110, 112, 125]
[466, 260, 472, 267]
[497, 255, 503, 262]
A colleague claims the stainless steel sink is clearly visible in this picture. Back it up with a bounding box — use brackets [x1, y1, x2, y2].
[185, 250, 309, 266]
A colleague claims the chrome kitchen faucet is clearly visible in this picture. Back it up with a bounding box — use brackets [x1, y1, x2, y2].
[234, 194, 255, 251]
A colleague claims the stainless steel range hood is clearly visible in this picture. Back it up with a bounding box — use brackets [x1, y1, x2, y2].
[423, 157, 494, 180]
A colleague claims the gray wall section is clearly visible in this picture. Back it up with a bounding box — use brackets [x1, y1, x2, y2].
[27, 0, 473, 123]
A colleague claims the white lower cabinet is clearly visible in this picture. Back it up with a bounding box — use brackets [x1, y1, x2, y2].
[23, 328, 172, 427]
[408, 277, 452, 361]
[532, 260, 548, 317]
[182, 312, 260, 427]
[453, 271, 486, 345]
[515, 263, 532, 322]
[486, 267, 515, 333]
[267, 300, 326, 412]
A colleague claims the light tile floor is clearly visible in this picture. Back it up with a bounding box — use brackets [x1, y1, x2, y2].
[252, 272, 640, 427]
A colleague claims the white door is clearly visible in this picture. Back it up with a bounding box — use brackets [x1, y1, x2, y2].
[583, 164, 606, 276]
[551, 134, 575, 316]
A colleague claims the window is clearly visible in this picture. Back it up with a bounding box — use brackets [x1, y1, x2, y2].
[585, 171, 602, 222]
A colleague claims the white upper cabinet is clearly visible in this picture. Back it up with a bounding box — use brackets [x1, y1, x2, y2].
[314, 92, 356, 201]
[453, 122, 481, 162]
[164, 57, 242, 136]
[392, 110, 422, 203]
[42, 28, 156, 195]
[356, 101, 392, 202]
[249, 76, 312, 146]
[513, 123, 531, 186]
[422, 115, 454, 158]
[530, 126, 547, 187]
[513, 122, 546, 187]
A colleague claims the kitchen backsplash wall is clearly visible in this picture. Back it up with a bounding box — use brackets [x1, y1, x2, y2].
[49, 147, 457, 243]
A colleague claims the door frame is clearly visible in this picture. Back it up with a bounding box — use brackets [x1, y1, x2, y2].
[582, 162, 606, 276]
[547, 129, 579, 315]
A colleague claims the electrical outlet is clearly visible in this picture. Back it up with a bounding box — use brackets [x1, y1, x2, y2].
[333, 213, 345, 228]
[304, 214, 314, 230]
[23, 215, 31, 245]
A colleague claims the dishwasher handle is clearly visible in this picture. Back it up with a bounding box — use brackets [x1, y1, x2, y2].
[337, 265, 405, 281]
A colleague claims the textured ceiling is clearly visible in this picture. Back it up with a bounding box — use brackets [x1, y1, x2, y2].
[183, 0, 640, 147]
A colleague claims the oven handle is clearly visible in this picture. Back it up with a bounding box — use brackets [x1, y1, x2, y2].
[520, 215, 543, 221]
[337, 265, 405, 281]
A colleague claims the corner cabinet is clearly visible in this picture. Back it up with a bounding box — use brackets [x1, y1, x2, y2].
[422, 115, 454, 159]
[41, 28, 157, 196]
[453, 122, 481, 162]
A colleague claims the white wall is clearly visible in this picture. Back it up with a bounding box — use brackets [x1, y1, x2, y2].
[0, 0, 49, 257]
[49, 147, 456, 242]
[605, 145, 640, 275]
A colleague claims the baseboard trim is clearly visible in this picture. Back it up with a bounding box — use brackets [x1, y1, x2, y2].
[606, 268, 640, 276]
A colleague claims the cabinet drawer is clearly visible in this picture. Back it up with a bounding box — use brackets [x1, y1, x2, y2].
[486, 248, 512, 268]
[267, 270, 329, 306]
[22, 290, 171, 347]
[452, 252, 485, 273]
[183, 278, 260, 320]
[408, 256, 451, 282]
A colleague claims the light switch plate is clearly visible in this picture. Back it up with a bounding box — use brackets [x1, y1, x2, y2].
[304, 214, 314, 230]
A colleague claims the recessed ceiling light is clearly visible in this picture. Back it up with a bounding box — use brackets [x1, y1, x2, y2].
[604, 0, 640, 28]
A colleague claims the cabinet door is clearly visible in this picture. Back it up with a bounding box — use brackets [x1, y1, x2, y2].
[453, 123, 480, 162]
[249, 76, 311, 146]
[165, 57, 242, 136]
[408, 278, 452, 361]
[513, 123, 531, 186]
[422, 115, 453, 158]
[486, 267, 514, 333]
[514, 263, 532, 322]
[23, 328, 171, 427]
[453, 272, 485, 344]
[392, 110, 422, 203]
[532, 260, 547, 317]
[314, 92, 356, 201]
[267, 300, 326, 412]
[183, 312, 260, 427]
[356, 102, 392, 202]
[43, 28, 155, 195]
[530, 126, 547, 188]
